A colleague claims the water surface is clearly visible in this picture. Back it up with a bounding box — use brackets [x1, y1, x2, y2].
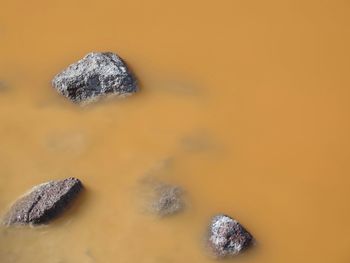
[1, 0, 350, 262]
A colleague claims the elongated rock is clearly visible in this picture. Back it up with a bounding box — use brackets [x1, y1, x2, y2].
[2, 178, 83, 226]
[52, 52, 138, 104]
[208, 214, 253, 257]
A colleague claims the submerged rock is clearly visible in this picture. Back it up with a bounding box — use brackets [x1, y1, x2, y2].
[151, 183, 184, 216]
[208, 214, 253, 258]
[52, 52, 138, 104]
[0, 81, 8, 92]
[140, 176, 184, 217]
[2, 178, 83, 226]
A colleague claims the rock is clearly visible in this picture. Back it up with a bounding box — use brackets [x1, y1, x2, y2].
[151, 183, 184, 216]
[208, 214, 253, 258]
[2, 178, 83, 226]
[52, 52, 138, 104]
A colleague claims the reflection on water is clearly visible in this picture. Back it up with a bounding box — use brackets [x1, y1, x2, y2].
[1, 0, 350, 262]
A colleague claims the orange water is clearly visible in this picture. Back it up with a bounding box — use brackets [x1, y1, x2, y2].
[1, 0, 350, 262]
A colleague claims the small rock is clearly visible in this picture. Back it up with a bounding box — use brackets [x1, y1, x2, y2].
[152, 183, 184, 216]
[52, 52, 138, 104]
[208, 214, 253, 258]
[2, 177, 83, 226]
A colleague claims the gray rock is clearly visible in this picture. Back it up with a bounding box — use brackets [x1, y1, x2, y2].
[208, 214, 253, 258]
[2, 177, 83, 226]
[52, 52, 138, 104]
[151, 183, 184, 216]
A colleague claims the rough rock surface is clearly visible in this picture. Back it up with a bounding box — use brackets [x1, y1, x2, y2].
[208, 214, 253, 257]
[52, 52, 138, 104]
[151, 183, 184, 216]
[2, 178, 83, 226]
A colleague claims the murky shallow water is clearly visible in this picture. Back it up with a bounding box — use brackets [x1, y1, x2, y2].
[1, 0, 350, 262]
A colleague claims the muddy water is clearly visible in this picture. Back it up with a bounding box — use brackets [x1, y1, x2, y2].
[1, 0, 350, 262]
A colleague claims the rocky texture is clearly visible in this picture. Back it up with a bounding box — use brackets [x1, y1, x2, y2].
[2, 178, 83, 226]
[52, 52, 138, 104]
[208, 214, 253, 258]
[151, 183, 184, 216]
